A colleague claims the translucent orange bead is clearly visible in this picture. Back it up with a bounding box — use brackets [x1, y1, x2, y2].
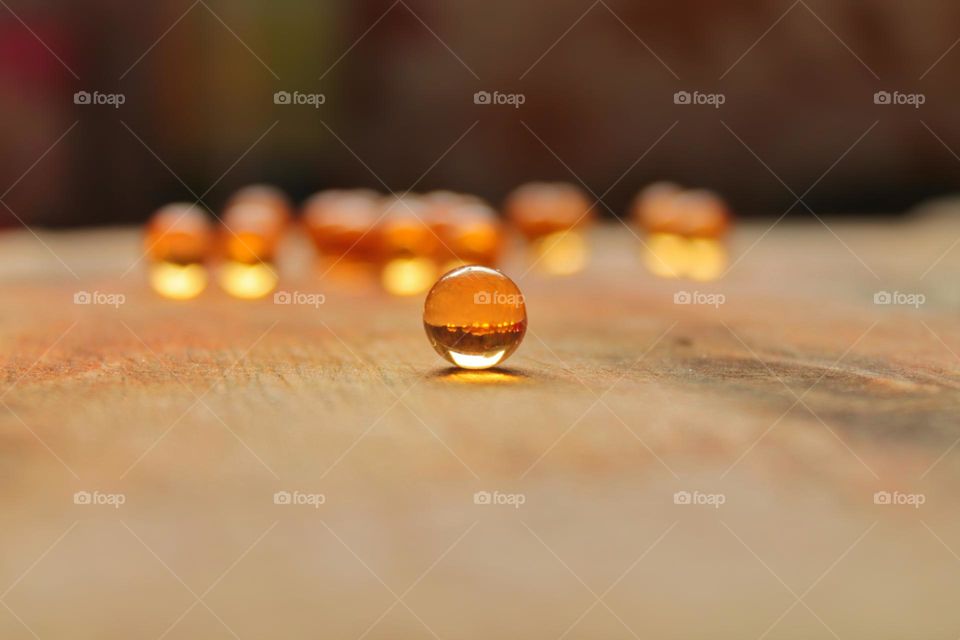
[226, 184, 293, 226]
[144, 203, 213, 300]
[302, 189, 382, 262]
[634, 185, 731, 238]
[631, 181, 683, 233]
[670, 189, 731, 238]
[379, 195, 438, 258]
[221, 201, 286, 264]
[504, 182, 594, 240]
[423, 265, 526, 369]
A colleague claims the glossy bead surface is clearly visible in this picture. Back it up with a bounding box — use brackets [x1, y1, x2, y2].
[423, 265, 526, 370]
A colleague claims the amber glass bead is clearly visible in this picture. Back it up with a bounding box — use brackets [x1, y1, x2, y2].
[426, 199, 503, 268]
[423, 265, 526, 369]
[226, 184, 293, 226]
[635, 186, 730, 238]
[303, 190, 382, 261]
[145, 203, 212, 265]
[670, 189, 731, 238]
[504, 182, 594, 240]
[379, 195, 438, 258]
[221, 201, 285, 264]
[631, 181, 683, 233]
[144, 203, 213, 299]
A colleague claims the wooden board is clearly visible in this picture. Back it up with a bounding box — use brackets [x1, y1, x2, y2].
[1, 214, 960, 639]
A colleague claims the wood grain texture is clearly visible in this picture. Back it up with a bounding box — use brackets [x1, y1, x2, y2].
[1, 216, 960, 639]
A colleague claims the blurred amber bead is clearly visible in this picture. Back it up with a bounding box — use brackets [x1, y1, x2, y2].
[145, 203, 212, 299]
[430, 200, 503, 267]
[504, 182, 594, 240]
[221, 201, 286, 264]
[635, 185, 730, 238]
[226, 184, 293, 226]
[423, 265, 526, 369]
[671, 190, 731, 238]
[631, 181, 683, 233]
[379, 195, 439, 258]
[303, 189, 382, 261]
[144, 203, 213, 265]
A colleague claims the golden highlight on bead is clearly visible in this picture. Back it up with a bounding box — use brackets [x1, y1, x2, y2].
[423, 265, 526, 370]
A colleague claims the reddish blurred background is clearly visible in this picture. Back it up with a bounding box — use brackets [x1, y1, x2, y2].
[2, 0, 959, 227]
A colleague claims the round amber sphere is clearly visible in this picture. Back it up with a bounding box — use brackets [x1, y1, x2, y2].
[226, 184, 293, 225]
[631, 181, 683, 232]
[423, 265, 527, 370]
[634, 185, 731, 238]
[221, 201, 286, 264]
[145, 203, 213, 265]
[504, 182, 594, 240]
[302, 189, 382, 261]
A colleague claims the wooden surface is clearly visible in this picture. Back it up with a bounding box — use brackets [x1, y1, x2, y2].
[2, 214, 960, 639]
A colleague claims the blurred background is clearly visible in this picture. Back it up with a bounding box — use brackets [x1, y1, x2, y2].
[3, 0, 960, 227]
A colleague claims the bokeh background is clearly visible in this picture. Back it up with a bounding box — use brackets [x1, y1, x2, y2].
[3, 0, 960, 227]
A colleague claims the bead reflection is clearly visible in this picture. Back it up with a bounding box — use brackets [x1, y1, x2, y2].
[382, 256, 437, 297]
[148, 261, 208, 300]
[218, 261, 279, 299]
[531, 230, 589, 276]
[643, 234, 726, 281]
[686, 238, 727, 282]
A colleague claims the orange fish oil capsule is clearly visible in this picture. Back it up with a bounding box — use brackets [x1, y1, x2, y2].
[423, 265, 526, 370]
[144, 203, 213, 300]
